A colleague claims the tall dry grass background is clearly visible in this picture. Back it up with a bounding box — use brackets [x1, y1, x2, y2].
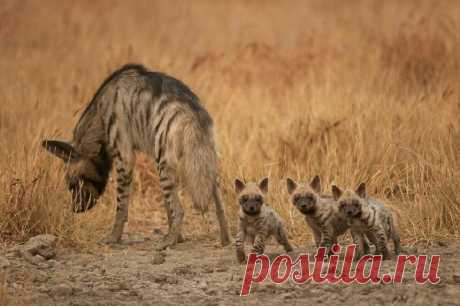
[1, 0, 460, 252]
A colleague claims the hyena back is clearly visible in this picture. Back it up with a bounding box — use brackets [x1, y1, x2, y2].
[332, 183, 401, 260]
[234, 178, 293, 263]
[287, 176, 349, 251]
[42, 64, 230, 247]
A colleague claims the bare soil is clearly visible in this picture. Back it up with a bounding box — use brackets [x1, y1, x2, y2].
[2, 234, 459, 306]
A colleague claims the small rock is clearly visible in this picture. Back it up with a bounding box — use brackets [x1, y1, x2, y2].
[109, 282, 130, 291]
[152, 228, 163, 236]
[437, 241, 448, 247]
[197, 280, 208, 290]
[151, 274, 178, 284]
[47, 259, 59, 266]
[31, 272, 48, 283]
[453, 273, 460, 283]
[20, 234, 57, 265]
[151, 251, 165, 265]
[282, 292, 295, 300]
[23, 235, 57, 254]
[166, 275, 178, 284]
[202, 265, 214, 273]
[215, 266, 228, 272]
[51, 284, 74, 296]
[34, 254, 46, 262]
[38, 285, 51, 293]
[205, 287, 218, 296]
[0, 256, 10, 269]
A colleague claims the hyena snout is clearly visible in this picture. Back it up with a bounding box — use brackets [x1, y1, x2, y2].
[294, 196, 316, 214]
[340, 202, 361, 218]
[68, 180, 100, 213]
[242, 201, 263, 215]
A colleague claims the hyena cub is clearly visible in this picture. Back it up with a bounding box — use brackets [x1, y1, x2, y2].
[332, 183, 401, 260]
[287, 176, 349, 252]
[234, 178, 293, 263]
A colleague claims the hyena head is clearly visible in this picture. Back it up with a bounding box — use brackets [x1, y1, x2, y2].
[234, 178, 268, 216]
[332, 183, 367, 218]
[286, 175, 321, 215]
[42, 140, 112, 213]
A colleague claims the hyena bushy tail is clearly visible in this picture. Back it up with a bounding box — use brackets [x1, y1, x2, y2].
[182, 123, 220, 213]
[181, 122, 231, 245]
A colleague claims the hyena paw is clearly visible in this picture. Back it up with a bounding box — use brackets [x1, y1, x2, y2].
[176, 233, 185, 243]
[221, 235, 232, 247]
[156, 233, 180, 250]
[236, 251, 247, 264]
[98, 234, 121, 245]
[353, 251, 363, 261]
[381, 252, 391, 261]
[250, 248, 264, 255]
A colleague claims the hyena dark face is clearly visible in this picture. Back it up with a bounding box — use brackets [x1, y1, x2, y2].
[234, 178, 268, 216]
[287, 176, 321, 215]
[42, 140, 111, 213]
[332, 183, 366, 218]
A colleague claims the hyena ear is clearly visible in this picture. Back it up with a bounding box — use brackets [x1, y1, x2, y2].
[286, 178, 297, 195]
[42, 140, 81, 163]
[356, 183, 366, 198]
[310, 175, 321, 193]
[331, 185, 343, 201]
[259, 177, 269, 194]
[234, 179, 246, 194]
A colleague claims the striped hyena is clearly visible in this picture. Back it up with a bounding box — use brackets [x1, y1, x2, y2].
[287, 176, 349, 252]
[42, 64, 230, 248]
[332, 183, 400, 260]
[234, 178, 293, 263]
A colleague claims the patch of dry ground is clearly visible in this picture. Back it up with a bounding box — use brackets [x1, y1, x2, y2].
[2, 236, 459, 306]
[1, 1, 460, 304]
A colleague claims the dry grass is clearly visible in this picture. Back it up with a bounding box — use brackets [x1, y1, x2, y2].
[1, 0, 459, 248]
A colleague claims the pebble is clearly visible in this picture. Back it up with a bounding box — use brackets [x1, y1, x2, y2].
[20, 234, 57, 265]
[215, 266, 228, 272]
[51, 284, 74, 296]
[151, 251, 165, 265]
[198, 280, 208, 290]
[0, 256, 10, 269]
[453, 273, 460, 283]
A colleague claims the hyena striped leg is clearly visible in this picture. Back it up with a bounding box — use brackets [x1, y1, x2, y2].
[311, 226, 322, 248]
[319, 226, 334, 254]
[235, 219, 246, 263]
[275, 227, 294, 252]
[160, 176, 184, 243]
[392, 232, 401, 255]
[157, 164, 184, 249]
[101, 151, 134, 244]
[251, 234, 267, 254]
[375, 230, 390, 260]
[363, 237, 371, 254]
[351, 228, 367, 260]
[212, 184, 231, 246]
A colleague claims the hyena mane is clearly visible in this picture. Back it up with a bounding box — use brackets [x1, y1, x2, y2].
[42, 64, 230, 247]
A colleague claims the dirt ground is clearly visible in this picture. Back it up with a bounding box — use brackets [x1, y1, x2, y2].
[2, 233, 459, 306]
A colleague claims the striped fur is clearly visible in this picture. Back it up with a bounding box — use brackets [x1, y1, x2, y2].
[42, 64, 230, 247]
[234, 178, 293, 263]
[332, 183, 401, 260]
[287, 176, 349, 252]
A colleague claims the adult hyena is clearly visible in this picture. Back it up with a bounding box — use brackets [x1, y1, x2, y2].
[42, 64, 231, 248]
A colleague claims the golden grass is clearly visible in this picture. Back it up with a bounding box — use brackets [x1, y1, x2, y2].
[1, 0, 459, 247]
